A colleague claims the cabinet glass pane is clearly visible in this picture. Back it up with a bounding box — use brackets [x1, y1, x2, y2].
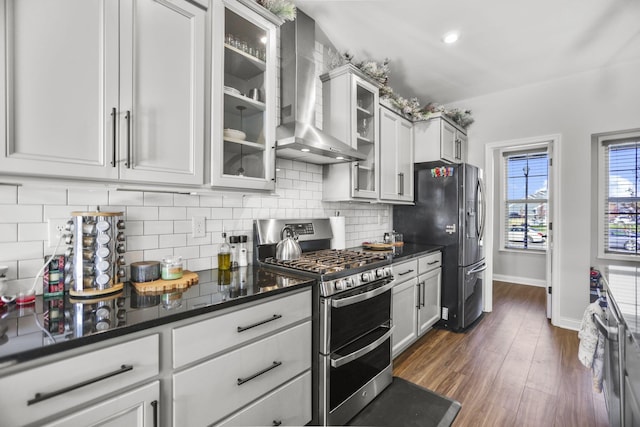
[356, 84, 376, 192]
[223, 9, 267, 179]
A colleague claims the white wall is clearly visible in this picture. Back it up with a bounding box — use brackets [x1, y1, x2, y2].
[454, 59, 640, 329]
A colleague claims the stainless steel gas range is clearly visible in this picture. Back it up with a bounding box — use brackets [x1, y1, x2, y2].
[254, 219, 394, 426]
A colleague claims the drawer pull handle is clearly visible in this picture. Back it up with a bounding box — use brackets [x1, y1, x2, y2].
[273, 421, 282, 426]
[427, 260, 439, 265]
[398, 269, 415, 276]
[237, 361, 282, 386]
[237, 314, 282, 333]
[27, 364, 133, 406]
[151, 400, 159, 427]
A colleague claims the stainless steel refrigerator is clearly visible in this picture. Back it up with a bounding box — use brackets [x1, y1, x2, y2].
[393, 162, 486, 331]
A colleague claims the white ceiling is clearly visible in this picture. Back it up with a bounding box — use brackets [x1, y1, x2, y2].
[294, 0, 640, 105]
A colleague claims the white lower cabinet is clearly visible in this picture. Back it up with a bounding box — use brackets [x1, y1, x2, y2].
[392, 252, 442, 358]
[43, 381, 159, 427]
[215, 371, 312, 427]
[173, 321, 311, 426]
[0, 334, 159, 426]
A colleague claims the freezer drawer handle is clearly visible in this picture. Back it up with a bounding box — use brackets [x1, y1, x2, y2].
[237, 361, 282, 386]
[151, 400, 158, 427]
[27, 364, 133, 406]
[330, 326, 394, 368]
[592, 313, 618, 341]
[237, 314, 282, 333]
[331, 280, 394, 308]
[466, 263, 487, 276]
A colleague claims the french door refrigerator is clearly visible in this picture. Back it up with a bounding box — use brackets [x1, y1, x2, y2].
[393, 162, 486, 331]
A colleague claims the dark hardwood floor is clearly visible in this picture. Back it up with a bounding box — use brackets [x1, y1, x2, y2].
[393, 281, 610, 427]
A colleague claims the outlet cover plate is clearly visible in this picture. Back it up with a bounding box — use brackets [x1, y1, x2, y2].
[192, 216, 206, 238]
[47, 218, 68, 251]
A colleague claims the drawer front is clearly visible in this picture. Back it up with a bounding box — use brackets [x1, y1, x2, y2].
[173, 289, 311, 369]
[0, 334, 159, 426]
[418, 252, 442, 273]
[393, 259, 418, 281]
[173, 321, 312, 426]
[215, 371, 312, 427]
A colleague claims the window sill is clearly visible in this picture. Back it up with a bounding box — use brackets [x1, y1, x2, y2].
[499, 247, 547, 255]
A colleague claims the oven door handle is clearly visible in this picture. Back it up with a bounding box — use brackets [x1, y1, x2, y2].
[330, 326, 394, 369]
[330, 280, 394, 308]
[592, 312, 618, 341]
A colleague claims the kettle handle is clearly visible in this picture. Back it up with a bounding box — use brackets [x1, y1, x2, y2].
[281, 226, 295, 240]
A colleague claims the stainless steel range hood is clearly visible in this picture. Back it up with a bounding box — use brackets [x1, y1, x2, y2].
[276, 10, 365, 164]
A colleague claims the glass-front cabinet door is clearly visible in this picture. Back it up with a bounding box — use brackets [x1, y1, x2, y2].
[210, 0, 278, 190]
[321, 64, 381, 201]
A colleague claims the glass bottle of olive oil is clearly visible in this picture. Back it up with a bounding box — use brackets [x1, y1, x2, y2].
[218, 232, 231, 270]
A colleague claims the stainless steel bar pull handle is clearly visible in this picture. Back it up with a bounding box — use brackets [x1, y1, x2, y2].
[398, 173, 404, 195]
[593, 313, 618, 341]
[27, 364, 133, 405]
[124, 110, 131, 168]
[330, 326, 394, 368]
[237, 361, 282, 385]
[237, 314, 282, 332]
[151, 400, 158, 427]
[398, 269, 415, 276]
[354, 163, 360, 191]
[111, 108, 117, 167]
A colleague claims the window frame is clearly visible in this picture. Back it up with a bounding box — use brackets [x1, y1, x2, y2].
[500, 144, 549, 253]
[596, 129, 640, 261]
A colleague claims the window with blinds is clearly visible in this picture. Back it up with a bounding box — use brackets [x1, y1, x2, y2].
[603, 138, 639, 255]
[503, 149, 548, 250]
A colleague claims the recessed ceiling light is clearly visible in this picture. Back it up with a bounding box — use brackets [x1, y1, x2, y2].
[442, 31, 459, 44]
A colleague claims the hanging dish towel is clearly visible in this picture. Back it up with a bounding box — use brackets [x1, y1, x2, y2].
[578, 301, 605, 392]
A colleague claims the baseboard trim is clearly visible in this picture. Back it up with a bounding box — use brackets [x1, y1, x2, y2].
[493, 274, 546, 288]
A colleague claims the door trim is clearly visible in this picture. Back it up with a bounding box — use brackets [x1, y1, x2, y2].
[484, 134, 560, 325]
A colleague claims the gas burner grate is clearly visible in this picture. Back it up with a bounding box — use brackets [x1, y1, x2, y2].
[264, 249, 388, 274]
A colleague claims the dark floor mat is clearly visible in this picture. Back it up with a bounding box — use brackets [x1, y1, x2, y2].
[347, 377, 461, 427]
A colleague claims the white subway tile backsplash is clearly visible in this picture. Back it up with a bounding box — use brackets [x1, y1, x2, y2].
[109, 190, 144, 206]
[0, 205, 42, 223]
[18, 187, 67, 205]
[211, 207, 234, 219]
[126, 235, 159, 251]
[292, 160, 308, 172]
[126, 220, 144, 236]
[173, 193, 200, 207]
[18, 222, 47, 241]
[186, 207, 211, 218]
[242, 196, 262, 208]
[174, 220, 191, 234]
[159, 233, 187, 249]
[0, 224, 17, 242]
[67, 188, 109, 206]
[144, 192, 174, 207]
[176, 245, 200, 260]
[19, 258, 45, 280]
[127, 206, 159, 221]
[187, 257, 212, 272]
[222, 195, 243, 208]
[159, 206, 187, 220]
[199, 194, 223, 207]
[0, 185, 18, 204]
[0, 242, 42, 261]
[144, 248, 173, 261]
[144, 220, 174, 235]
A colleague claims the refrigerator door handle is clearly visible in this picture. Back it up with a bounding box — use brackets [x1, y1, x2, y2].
[466, 262, 487, 276]
[477, 177, 486, 240]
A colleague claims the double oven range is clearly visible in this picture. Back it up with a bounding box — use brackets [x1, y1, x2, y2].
[254, 219, 394, 426]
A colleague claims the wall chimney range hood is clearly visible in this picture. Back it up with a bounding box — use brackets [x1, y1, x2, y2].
[276, 10, 365, 164]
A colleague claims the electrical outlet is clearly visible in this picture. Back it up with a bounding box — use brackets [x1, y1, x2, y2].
[192, 216, 206, 238]
[47, 218, 68, 250]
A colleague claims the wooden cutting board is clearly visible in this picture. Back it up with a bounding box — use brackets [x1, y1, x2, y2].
[131, 270, 199, 294]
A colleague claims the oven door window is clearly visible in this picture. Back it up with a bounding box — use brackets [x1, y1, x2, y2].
[330, 284, 391, 350]
[329, 330, 391, 411]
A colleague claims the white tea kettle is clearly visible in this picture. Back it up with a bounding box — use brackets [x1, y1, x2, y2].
[275, 226, 302, 261]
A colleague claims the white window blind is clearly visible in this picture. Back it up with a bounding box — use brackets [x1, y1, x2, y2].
[603, 138, 639, 255]
[503, 149, 548, 250]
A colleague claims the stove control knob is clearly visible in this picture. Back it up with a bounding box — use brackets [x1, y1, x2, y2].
[361, 272, 372, 283]
[344, 277, 354, 288]
[383, 267, 392, 277]
[334, 280, 347, 291]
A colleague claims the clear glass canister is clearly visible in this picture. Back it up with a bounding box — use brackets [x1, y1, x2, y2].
[161, 256, 183, 280]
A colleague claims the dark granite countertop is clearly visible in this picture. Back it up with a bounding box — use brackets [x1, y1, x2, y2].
[598, 264, 640, 351]
[0, 266, 313, 367]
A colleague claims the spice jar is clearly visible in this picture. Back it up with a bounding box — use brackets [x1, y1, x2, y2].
[161, 256, 183, 280]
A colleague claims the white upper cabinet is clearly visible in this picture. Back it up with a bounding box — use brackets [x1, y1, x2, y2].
[0, 0, 205, 186]
[210, 0, 278, 191]
[379, 105, 413, 203]
[414, 113, 467, 164]
[321, 64, 380, 201]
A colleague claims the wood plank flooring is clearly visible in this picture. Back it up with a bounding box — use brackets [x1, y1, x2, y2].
[393, 281, 610, 427]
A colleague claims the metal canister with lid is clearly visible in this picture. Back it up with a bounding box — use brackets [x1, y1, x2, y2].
[65, 211, 126, 298]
